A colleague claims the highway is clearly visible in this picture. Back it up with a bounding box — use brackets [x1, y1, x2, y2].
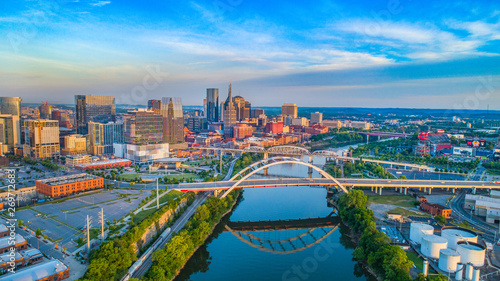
[175, 177, 500, 192]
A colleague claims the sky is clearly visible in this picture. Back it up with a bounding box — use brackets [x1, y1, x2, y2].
[1, 0, 500, 109]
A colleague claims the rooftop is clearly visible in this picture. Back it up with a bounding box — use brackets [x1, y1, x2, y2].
[1, 258, 67, 281]
[0, 233, 26, 249]
[74, 158, 131, 168]
[36, 173, 101, 186]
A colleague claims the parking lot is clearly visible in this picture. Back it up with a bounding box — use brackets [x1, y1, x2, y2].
[16, 189, 150, 252]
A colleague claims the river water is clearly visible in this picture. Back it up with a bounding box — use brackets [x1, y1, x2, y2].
[175, 159, 376, 281]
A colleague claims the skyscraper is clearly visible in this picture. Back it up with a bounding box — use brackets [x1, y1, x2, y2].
[223, 84, 237, 138]
[233, 96, 251, 121]
[88, 121, 125, 155]
[75, 95, 116, 134]
[282, 103, 298, 118]
[0, 97, 22, 116]
[125, 110, 163, 145]
[39, 102, 52, 119]
[147, 99, 161, 114]
[0, 114, 21, 153]
[23, 119, 60, 159]
[161, 97, 184, 143]
[311, 112, 323, 125]
[206, 88, 219, 122]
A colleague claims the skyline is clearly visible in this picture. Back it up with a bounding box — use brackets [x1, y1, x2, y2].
[1, 0, 500, 109]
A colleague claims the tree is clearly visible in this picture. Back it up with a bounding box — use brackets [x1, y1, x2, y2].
[435, 215, 446, 226]
[35, 228, 42, 236]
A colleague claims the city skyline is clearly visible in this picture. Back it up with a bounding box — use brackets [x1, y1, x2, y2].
[1, 1, 500, 109]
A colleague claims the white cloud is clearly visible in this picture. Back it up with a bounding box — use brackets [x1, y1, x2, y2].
[91, 1, 111, 7]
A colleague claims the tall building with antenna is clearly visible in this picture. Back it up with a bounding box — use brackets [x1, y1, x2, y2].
[223, 84, 237, 138]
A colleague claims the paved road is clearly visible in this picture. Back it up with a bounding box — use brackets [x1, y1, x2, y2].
[131, 192, 209, 278]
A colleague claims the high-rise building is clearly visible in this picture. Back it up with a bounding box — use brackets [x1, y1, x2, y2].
[88, 121, 125, 155]
[0, 114, 21, 153]
[147, 99, 161, 114]
[223, 84, 237, 138]
[75, 95, 116, 135]
[0, 97, 22, 116]
[244, 101, 251, 120]
[61, 134, 87, 155]
[187, 117, 208, 133]
[39, 102, 52, 119]
[206, 88, 219, 122]
[125, 109, 163, 145]
[233, 124, 254, 140]
[251, 108, 265, 118]
[161, 97, 184, 143]
[233, 96, 248, 121]
[311, 112, 323, 125]
[282, 103, 298, 118]
[23, 119, 60, 159]
[51, 110, 72, 128]
[265, 121, 284, 134]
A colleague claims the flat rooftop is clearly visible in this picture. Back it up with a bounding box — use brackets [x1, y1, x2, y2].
[0, 233, 26, 249]
[1, 258, 67, 281]
[36, 173, 101, 186]
[75, 158, 131, 168]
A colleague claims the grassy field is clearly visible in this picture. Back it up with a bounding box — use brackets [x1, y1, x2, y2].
[406, 251, 423, 270]
[117, 174, 141, 181]
[367, 195, 417, 207]
[158, 190, 182, 205]
[451, 221, 484, 233]
[133, 208, 157, 224]
[132, 190, 183, 224]
[162, 174, 202, 180]
[389, 207, 430, 217]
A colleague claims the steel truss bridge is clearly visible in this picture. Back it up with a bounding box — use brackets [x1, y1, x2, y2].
[175, 157, 500, 196]
[195, 145, 431, 171]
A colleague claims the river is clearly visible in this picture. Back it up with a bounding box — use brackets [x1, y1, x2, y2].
[175, 159, 377, 281]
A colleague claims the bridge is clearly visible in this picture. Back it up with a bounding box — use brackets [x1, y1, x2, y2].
[175, 157, 500, 197]
[358, 131, 411, 143]
[224, 216, 341, 254]
[195, 145, 431, 171]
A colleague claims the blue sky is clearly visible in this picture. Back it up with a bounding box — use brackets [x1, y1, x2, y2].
[1, 0, 499, 109]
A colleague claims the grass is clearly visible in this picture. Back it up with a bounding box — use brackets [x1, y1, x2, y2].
[388, 207, 431, 217]
[158, 190, 182, 205]
[451, 220, 484, 233]
[68, 211, 79, 214]
[117, 174, 141, 181]
[406, 251, 423, 270]
[367, 195, 417, 207]
[132, 208, 157, 224]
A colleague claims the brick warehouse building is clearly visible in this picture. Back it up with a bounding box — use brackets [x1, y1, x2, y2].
[420, 201, 452, 218]
[36, 173, 103, 198]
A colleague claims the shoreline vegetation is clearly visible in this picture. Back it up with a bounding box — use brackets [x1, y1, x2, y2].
[335, 190, 447, 281]
[139, 190, 242, 281]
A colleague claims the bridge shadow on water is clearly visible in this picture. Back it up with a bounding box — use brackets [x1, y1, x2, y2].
[174, 192, 377, 281]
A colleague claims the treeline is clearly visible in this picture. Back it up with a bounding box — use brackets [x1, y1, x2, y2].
[231, 153, 263, 177]
[326, 161, 395, 179]
[484, 161, 500, 173]
[142, 190, 241, 281]
[79, 193, 195, 281]
[338, 190, 447, 281]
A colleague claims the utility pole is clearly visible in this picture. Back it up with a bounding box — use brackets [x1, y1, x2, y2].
[220, 150, 223, 174]
[156, 178, 159, 210]
[86, 215, 92, 252]
[99, 208, 105, 240]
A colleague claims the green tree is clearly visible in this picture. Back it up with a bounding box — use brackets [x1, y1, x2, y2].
[435, 215, 447, 226]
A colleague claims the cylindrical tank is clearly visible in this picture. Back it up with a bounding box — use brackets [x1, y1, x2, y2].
[465, 263, 473, 280]
[421, 235, 448, 259]
[410, 223, 434, 244]
[472, 267, 480, 281]
[455, 263, 464, 281]
[441, 227, 478, 250]
[438, 249, 460, 272]
[456, 242, 486, 266]
[423, 259, 429, 277]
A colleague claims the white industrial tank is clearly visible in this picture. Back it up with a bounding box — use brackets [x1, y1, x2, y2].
[456, 242, 486, 267]
[421, 235, 448, 259]
[441, 227, 478, 250]
[410, 223, 434, 244]
[438, 248, 461, 272]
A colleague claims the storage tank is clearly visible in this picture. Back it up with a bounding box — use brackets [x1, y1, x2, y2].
[421, 235, 448, 259]
[438, 249, 460, 272]
[410, 223, 434, 244]
[441, 227, 478, 250]
[456, 242, 486, 266]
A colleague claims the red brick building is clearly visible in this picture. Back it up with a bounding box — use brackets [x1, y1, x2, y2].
[420, 202, 452, 218]
[36, 174, 103, 198]
[265, 121, 283, 134]
[305, 125, 329, 135]
[233, 124, 254, 140]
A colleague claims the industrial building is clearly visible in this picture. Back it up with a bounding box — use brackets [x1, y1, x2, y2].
[0, 248, 43, 273]
[1, 258, 69, 281]
[420, 201, 452, 218]
[464, 194, 500, 223]
[36, 173, 103, 198]
[0, 234, 27, 254]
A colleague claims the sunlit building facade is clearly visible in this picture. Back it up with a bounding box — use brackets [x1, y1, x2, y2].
[75, 95, 116, 134]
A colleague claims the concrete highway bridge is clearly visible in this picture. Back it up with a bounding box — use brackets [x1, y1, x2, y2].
[175, 157, 500, 197]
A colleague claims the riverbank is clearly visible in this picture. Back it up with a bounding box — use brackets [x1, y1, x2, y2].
[142, 190, 242, 280]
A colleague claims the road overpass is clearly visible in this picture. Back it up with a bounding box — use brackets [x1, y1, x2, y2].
[175, 178, 500, 196]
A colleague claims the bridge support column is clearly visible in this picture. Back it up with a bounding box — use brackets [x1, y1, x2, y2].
[375, 186, 378, 194]
[378, 135, 381, 141]
[264, 152, 269, 159]
[472, 187, 476, 194]
[366, 136, 369, 144]
[379, 187, 383, 196]
[214, 190, 220, 197]
[309, 155, 313, 164]
[404, 187, 407, 195]
[428, 188, 432, 195]
[371, 186, 373, 192]
[264, 167, 268, 176]
[400, 187, 403, 194]
[452, 188, 456, 194]
[308, 167, 313, 178]
[424, 187, 426, 193]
